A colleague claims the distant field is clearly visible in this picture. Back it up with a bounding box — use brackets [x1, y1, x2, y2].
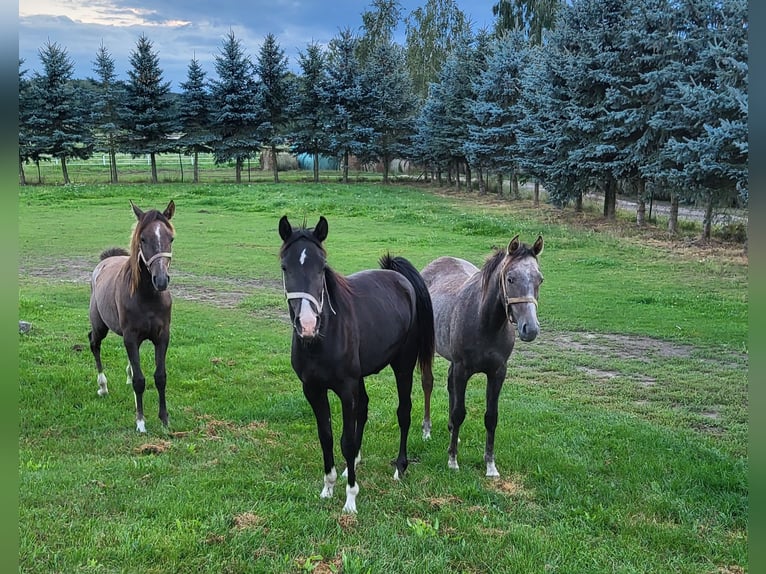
[19, 182, 748, 573]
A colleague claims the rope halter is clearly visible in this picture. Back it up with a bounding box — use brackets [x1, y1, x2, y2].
[282, 273, 336, 316]
[140, 250, 173, 268]
[500, 275, 538, 326]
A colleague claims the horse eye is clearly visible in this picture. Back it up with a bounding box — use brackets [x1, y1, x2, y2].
[170, 237, 174, 243]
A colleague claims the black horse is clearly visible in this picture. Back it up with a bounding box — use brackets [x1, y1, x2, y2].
[279, 215, 435, 513]
[88, 200, 176, 432]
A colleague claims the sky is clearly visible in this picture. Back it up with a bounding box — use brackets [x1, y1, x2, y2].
[19, 0, 499, 92]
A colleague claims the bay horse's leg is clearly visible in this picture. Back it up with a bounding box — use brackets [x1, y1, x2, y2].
[153, 335, 170, 427]
[88, 323, 109, 396]
[123, 336, 147, 433]
[392, 368, 413, 480]
[338, 385, 361, 514]
[421, 363, 433, 440]
[447, 362, 468, 471]
[484, 365, 507, 478]
[303, 384, 337, 500]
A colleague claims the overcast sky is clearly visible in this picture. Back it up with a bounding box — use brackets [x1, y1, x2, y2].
[19, 0, 499, 91]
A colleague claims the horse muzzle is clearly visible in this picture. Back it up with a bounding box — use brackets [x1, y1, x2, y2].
[517, 319, 539, 342]
[291, 298, 321, 339]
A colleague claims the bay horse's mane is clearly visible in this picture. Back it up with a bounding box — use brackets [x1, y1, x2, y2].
[480, 242, 539, 297]
[128, 209, 175, 295]
[279, 225, 354, 312]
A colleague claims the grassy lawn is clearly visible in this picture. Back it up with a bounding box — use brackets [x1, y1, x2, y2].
[19, 182, 748, 573]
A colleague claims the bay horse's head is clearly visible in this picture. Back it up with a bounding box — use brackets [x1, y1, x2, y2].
[499, 234, 544, 342]
[279, 215, 330, 339]
[129, 200, 175, 293]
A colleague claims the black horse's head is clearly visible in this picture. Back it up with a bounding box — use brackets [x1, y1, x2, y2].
[279, 215, 329, 339]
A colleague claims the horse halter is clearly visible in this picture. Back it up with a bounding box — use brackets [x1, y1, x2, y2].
[139, 249, 172, 268]
[500, 274, 538, 325]
[282, 273, 336, 316]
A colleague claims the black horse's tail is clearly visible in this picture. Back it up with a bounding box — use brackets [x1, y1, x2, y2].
[379, 253, 435, 378]
[99, 247, 129, 261]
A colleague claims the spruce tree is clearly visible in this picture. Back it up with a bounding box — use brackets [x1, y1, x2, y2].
[91, 42, 125, 184]
[178, 56, 215, 183]
[254, 33, 290, 183]
[209, 30, 260, 184]
[28, 40, 93, 184]
[322, 28, 366, 183]
[123, 34, 177, 184]
[291, 42, 331, 183]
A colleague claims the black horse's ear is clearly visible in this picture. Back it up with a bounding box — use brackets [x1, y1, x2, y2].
[533, 235, 544, 256]
[507, 234, 520, 254]
[279, 215, 292, 242]
[163, 200, 175, 220]
[313, 216, 328, 243]
[130, 200, 144, 220]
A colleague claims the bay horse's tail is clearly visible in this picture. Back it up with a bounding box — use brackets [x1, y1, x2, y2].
[99, 247, 129, 260]
[379, 254, 435, 378]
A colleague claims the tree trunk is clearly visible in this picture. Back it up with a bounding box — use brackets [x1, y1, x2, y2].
[178, 153, 184, 183]
[19, 157, 26, 185]
[478, 167, 486, 195]
[110, 148, 118, 184]
[235, 157, 242, 184]
[271, 145, 279, 183]
[465, 161, 472, 192]
[636, 179, 646, 227]
[701, 193, 713, 241]
[668, 192, 679, 234]
[603, 177, 617, 219]
[574, 190, 583, 212]
[61, 156, 70, 185]
[193, 151, 199, 183]
[342, 150, 349, 183]
[150, 153, 158, 184]
[313, 150, 319, 183]
[454, 159, 460, 189]
[533, 181, 540, 206]
[496, 173, 504, 197]
[511, 169, 519, 199]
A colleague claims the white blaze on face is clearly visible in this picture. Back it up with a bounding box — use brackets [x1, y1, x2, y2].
[299, 248, 307, 265]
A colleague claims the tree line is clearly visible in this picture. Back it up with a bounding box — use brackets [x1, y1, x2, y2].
[18, 0, 747, 238]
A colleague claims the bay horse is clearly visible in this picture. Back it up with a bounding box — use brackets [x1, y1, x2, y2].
[420, 235, 544, 477]
[278, 215, 435, 513]
[88, 200, 175, 433]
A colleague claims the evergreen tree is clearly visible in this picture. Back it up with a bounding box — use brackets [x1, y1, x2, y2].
[358, 41, 418, 184]
[405, 0, 472, 100]
[209, 30, 260, 183]
[91, 41, 125, 184]
[123, 34, 177, 184]
[254, 33, 291, 183]
[652, 0, 748, 239]
[178, 55, 215, 183]
[291, 42, 331, 183]
[322, 28, 367, 183]
[18, 59, 34, 185]
[465, 31, 529, 197]
[27, 40, 93, 184]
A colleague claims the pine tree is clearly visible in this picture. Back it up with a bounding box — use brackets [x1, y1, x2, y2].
[27, 40, 93, 184]
[18, 59, 34, 185]
[91, 41, 125, 184]
[254, 33, 290, 183]
[178, 56, 215, 183]
[123, 34, 177, 184]
[291, 42, 331, 183]
[209, 30, 260, 184]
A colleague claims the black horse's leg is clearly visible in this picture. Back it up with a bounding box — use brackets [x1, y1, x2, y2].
[421, 361, 434, 440]
[338, 384, 360, 513]
[447, 362, 468, 471]
[153, 333, 170, 427]
[123, 335, 147, 432]
[88, 322, 109, 396]
[392, 368, 413, 480]
[348, 378, 368, 474]
[303, 384, 336, 500]
[484, 364, 507, 478]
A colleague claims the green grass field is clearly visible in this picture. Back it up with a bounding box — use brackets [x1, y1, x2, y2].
[19, 182, 748, 573]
